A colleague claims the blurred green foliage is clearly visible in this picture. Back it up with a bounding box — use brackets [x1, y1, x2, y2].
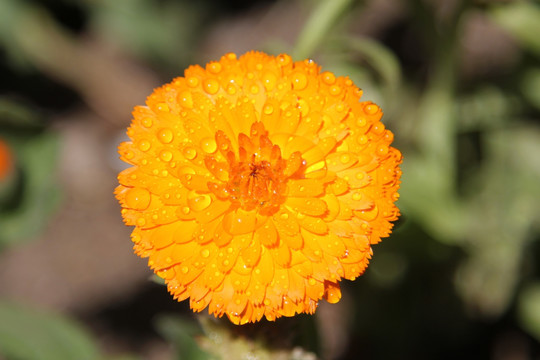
[1, 0, 540, 359]
[0, 301, 99, 360]
[85, 0, 211, 72]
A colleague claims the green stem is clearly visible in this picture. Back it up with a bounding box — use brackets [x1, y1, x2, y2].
[400, 0, 471, 240]
[293, 0, 354, 60]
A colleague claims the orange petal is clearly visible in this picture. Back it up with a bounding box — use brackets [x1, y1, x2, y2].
[222, 208, 257, 235]
[254, 220, 279, 248]
[287, 179, 324, 197]
[298, 215, 329, 235]
[285, 197, 328, 217]
[240, 237, 262, 267]
[323, 281, 342, 304]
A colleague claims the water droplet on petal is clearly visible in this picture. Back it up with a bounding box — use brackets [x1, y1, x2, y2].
[356, 117, 367, 127]
[262, 72, 277, 91]
[159, 150, 173, 162]
[330, 85, 342, 96]
[357, 135, 368, 144]
[227, 84, 237, 95]
[142, 118, 153, 128]
[138, 140, 151, 152]
[263, 104, 274, 115]
[325, 285, 342, 304]
[340, 154, 351, 164]
[157, 128, 174, 144]
[372, 123, 385, 134]
[321, 71, 336, 85]
[292, 72, 308, 90]
[178, 91, 194, 109]
[187, 191, 212, 211]
[125, 188, 151, 210]
[277, 54, 291, 66]
[203, 78, 220, 94]
[201, 249, 210, 258]
[297, 99, 309, 117]
[157, 103, 169, 112]
[187, 77, 199, 87]
[207, 62, 222, 74]
[364, 104, 379, 115]
[201, 137, 217, 153]
[183, 146, 197, 160]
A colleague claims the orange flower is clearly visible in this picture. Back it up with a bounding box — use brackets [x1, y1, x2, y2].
[0, 138, 13, 181]
[116, 51, 402, 324]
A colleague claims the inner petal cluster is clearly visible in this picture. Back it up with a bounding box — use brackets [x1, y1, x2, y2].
[207, 122, 305, 216]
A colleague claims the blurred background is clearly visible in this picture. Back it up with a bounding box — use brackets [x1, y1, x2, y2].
[1, 0, 540, 359]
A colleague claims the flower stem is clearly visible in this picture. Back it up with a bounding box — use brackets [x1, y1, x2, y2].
[293, 0, 354, 60]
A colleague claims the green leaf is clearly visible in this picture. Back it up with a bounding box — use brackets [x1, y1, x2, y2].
[0, 98, 44, 129]
[154, 315, 214, 360]
[0, 301, 99, 360]
[344, 37, 402, 95]
[293, 0, 355, 60]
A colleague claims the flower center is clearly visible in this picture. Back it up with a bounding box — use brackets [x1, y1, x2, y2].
[206, 122, 305, 216]
[227, 155, 286, 214]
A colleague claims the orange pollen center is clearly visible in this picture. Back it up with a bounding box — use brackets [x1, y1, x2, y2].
[206, 122, 305, 215]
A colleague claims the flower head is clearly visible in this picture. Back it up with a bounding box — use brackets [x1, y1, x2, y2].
[116, 51, 402, 324]
[0, 138, 13, 181]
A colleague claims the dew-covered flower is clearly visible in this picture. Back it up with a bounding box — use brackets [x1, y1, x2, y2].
[116, 51, 402, 324]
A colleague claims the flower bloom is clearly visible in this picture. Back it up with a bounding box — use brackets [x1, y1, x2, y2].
[0, 138, 13, 181]
[116, 51, 402, 324]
